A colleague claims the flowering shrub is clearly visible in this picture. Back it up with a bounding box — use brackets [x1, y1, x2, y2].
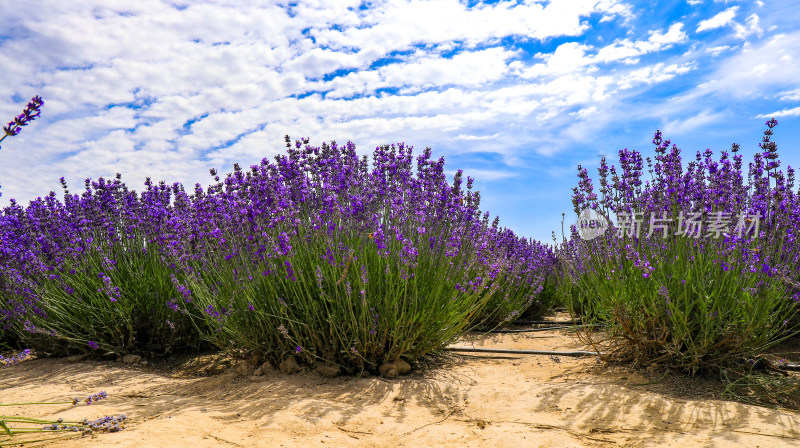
[0, 175, 213, 357]
[474, 228, 559, 326]
[177, 137, 556, 371]
[0, 132, 555, 371]
[561, 119, 799, 374]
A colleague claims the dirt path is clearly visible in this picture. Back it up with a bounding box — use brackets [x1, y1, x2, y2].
[3, 328, 800, 447]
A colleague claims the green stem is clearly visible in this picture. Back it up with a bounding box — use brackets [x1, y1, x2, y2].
[0, 402, 72, 407]
[0, 417, 82, 424]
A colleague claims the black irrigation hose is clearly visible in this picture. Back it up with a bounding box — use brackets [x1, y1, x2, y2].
[471, 323, 605, 333]
[511, 319, 579, 326]
[444, 347, 599, 357]
[777, 363, 800, 372]
[473, 325, 583, 333]
[445, 348, 800, 368]
[445, 348, 800, 370]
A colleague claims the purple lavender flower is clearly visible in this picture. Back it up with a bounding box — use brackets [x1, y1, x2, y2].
[1, 95, 44, 145]
[370, 309, 379, 335]
[0, 348, 32, 368]
[285, 260, 296, 281]
[74, 391, 108, 406]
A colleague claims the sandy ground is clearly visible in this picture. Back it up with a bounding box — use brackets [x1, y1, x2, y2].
[3, 326, 800, 448]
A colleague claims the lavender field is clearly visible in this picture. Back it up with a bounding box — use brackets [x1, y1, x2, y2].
[2, 98, 800, 445]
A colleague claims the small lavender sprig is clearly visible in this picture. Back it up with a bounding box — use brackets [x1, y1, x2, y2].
[0, 95, 44, 199]
[72, 391, 108, 406]
[0, 349, 31, 368]
[0, 414, 126, 446]
[42, 414, 126, 433]
[0, 95, 44, 148]
[0, 392, 121, 446]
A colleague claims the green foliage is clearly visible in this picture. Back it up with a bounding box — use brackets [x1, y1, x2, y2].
[21, 230, 208, 357]
[561, 230, 798, 374]
[186, 221, 505, 373]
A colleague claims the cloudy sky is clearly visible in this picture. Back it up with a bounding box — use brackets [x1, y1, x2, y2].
[1, 0, 798, 244]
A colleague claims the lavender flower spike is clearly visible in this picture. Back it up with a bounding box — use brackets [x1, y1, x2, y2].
[1, 95, 44, 146]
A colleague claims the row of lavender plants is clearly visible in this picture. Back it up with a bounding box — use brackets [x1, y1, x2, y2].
[560, 119, 800, 375]
[0, 122, 557, 372]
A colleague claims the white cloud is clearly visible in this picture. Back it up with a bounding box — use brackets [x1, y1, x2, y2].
[755, 106, 800, 118]
[697, 6, 739, 33]
[0, 0, 794, 215]
[594, 23, 688, 63]
[690, 32, 800, 100]
[695, 6, 763, 40]
[311, 0, 629, 56]
[732, 13, 763, 39]
[617, 62, 694, 90]
[525, 42, 595, 77]
[570, 106, 599, 118]
[659, 109, 726, 135]
[777, 89, 800, 101]
[317, 46, 518, 98]
[460, 168, 516, 181]
[706, 45, 732, 56]
[521, 23, 687, 80]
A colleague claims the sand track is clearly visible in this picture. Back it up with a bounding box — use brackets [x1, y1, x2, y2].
[3, 328, 800, 447]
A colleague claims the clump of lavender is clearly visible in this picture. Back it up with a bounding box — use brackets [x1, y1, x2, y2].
[0, 129, 554, 372]
[177, 137, 556, 372]
[472, 228, 560, 326]
[560, 118, 799, 374]
[0, 172, 213, 357]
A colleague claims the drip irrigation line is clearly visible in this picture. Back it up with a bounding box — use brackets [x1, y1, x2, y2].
[511, 319, 579, 326]
[777, 363, 800, 372]
[471, 324, 603, 333]
[444, 347, 599, 357]
[472, 325, 580, 333]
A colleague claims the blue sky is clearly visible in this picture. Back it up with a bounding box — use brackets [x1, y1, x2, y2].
[1, 0, 799, 244]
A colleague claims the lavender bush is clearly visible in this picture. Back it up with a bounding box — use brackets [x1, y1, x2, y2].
[0, 132, 556, 370]
[475, 228, 559, 325]
[178, 137, 556, 372]
[0, 175, 211, 357]
[561, 119, 799, 374]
